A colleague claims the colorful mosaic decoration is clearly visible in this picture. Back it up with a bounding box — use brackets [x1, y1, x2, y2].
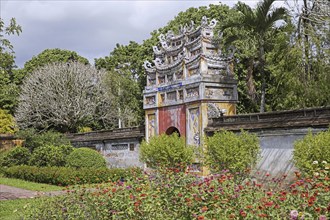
[188, 108, 200, 145]
[148, 114, 156, 139]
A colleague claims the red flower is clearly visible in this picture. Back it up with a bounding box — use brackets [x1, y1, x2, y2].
[279, 197, 287, 201]
[229, 214, 236, 219]
[258, 213, 268, 218]
[197, 216, 204, 220]
[264, 201, 274, 207]
[315, 207, 321, 212]
[240, 210, 247, 217]
[266, 191, 273, 196]
[201, 206, 208, 212]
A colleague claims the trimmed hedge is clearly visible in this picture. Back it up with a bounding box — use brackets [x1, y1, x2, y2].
[3, 166, 142, 186]
[29, 144, 74, 167]
[66, 147, 106, 169]
[1, 147, 31, 167]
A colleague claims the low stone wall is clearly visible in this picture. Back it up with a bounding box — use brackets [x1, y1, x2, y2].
[206, 107, 330, 178]
[67, 126, 145, 168]
[0, 134, 23, 150]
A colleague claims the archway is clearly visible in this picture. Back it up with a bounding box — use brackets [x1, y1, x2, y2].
[165, 126, 181, 137]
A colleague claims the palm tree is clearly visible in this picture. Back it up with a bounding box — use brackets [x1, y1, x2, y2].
[223, 0, 287, 112]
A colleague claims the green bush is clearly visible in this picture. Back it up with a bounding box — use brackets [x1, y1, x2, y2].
[0, 109, 18, 134]
[205, 130, 260, 173]
[140, 133, 194, 169]
[3, 165, 141, 186]
[66, 147, 106, 169]
[293, 129, 330, 174]
[29, 145, 74, 167]
[16, 129, 70, 151]
[1, 147, 31, 167]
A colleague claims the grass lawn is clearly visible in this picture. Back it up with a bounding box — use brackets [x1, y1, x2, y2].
[0, 197, 45, 220]
[0, 177, 63, 192]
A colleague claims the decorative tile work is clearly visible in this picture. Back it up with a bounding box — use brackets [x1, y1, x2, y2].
[186, 87, 199, 99]
[148, 114, 156, 139]
[188, 107, 200, 145]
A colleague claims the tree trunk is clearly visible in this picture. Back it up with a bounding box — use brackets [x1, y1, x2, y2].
[259, 42, 266, 113]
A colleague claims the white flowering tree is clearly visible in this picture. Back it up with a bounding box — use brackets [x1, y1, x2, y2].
[15, 62, 117, 132]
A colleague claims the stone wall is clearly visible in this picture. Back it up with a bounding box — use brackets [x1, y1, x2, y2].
[0, 134, 23, 150]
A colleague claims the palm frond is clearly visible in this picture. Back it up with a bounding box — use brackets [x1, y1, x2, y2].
[236, 1, 256, 27]
[265, 7, 287, 30]
[256, 0, 276, 22]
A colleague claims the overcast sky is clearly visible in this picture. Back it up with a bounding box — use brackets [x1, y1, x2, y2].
[1, 0, 269, 68]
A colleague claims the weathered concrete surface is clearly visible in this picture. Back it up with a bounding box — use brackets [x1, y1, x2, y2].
[254, 128, 327, 178]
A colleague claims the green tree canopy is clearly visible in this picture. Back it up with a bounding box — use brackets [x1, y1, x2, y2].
[0, 17, 22, 114]
[22, 48, 89, 75]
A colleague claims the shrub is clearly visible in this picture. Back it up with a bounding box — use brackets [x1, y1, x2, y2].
[66, 147, 106, 169]
[140, 133, 194, 169]
[16, 128, 70, 151]
[20, 167, 330, 219]
[0, 109, 18, 134]
[205, 130, 260, 173]
[293, 129, 330, 174]
[1, 147, 31, 167]
[3, 165, 141, 186]
[29, 145, 74, 167]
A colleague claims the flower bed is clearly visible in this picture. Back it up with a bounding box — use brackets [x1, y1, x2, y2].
[21, 164, 329, 219]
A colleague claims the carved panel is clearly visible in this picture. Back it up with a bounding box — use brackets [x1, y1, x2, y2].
[167, 74, 173, 83]
[205, 87, 233, 99]
[186, 87, 199, 99]
[178, 90, 183, 100]
[175, 71, 183, 80]
[207, 103, 224, 118]
[158, 76, 165, 84]
[160, 94, 165, 104]
[148, 114, 156, 139]
[189, 68, 199, 76]
[167, 91, 176, 101]
[145, 96, 155, 105]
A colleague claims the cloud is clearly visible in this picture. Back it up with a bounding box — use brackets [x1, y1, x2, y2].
[1, 0, 230, 68]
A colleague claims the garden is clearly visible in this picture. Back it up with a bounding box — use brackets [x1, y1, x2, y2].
[0, 129, 329, 219]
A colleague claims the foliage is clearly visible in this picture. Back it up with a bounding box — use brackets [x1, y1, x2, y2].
[29, 144, 73, 167]
[0, 108, 18, 134]
[22, 48, 89, 75]
[15, 62, 114, 132]
[293, 129, 330, 175]
[101, 69, 142, 128]
[140, 133, 194, 169]
[0, 176, 62, 191]
[205, 130, 260, 174]
[1, 147, 30, 167]
[3, 165, 141, 186]
[0, 197, 45, 220]
[15, 128, 70, 151]
[0, 17, 22, 114]
[77, 126, 92, 133]
[219, 0, 287, 113]
[66, 148, 106, 169]
[19, 167, 330, 219]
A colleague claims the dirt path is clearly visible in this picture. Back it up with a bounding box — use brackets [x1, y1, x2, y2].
[0, 184, 64, 200]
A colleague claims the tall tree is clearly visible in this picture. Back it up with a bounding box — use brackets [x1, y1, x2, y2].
[222, 0, 287, 112]
[22, 48, 89, 75]
[15, 62, 115, 132]
[0, 17, 22, 113]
